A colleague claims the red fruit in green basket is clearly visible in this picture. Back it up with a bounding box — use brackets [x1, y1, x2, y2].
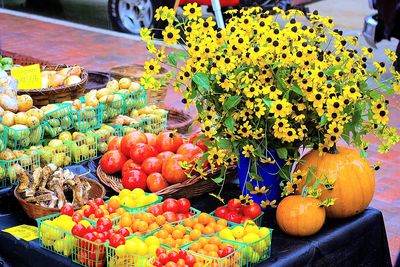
[185, 254, 196, 266]
[95, 208, 104, 218]
[158, 253, 169, 264]
[100, 150, 127, 174]
[130, 143, 157, 164]
[120, 131, 148, 157]
[156, 247, 167, 256]
[117, 228, 130, 237]
[227, 198, 242, 211]
[78, 250, 88, 265]
[155, 131, 183, 153]
[178, 250, 187, 259]
[148, 204, 164, 216]
[240, 216, 252, 224]
[242, 202, 262, 219]
[60, 203, 74, 216]
[162, 198, 179, 213]
[162, 154, 189, 184]
[109, 234, 125, 248]
[226, 211, 242, 224]
[84, 232, 97, 241]
[122, 159, 141, 173]
[222, 245, 235, 257]
[168, 251, 180, 262]
[87, 225, 96, 232]
[177, 143, 203, 159]
[146, 173, 169, 193]
[97, 217, 113, 231]
[142, 157, 163, 175]
[163, 211, 178, 222]
[177, 198, 191, 213]
[176, 213, 187, 221]
[94, 198, 105, 206]
[72, 213, 83, 223]
[153, 260, 162, 267]
[108, 136, 122, 151]
[215, 206, 229, 219]
[72, 224, 87, 237]
[122, 169, 147, 190]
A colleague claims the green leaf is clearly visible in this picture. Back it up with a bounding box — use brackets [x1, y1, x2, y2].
[176, 51, 188, 61]
[368, 90, 382, 100]
[217, 139, 232, 149]
[212, 177, 223, 184]
[223, 96, 242, 111]
[224, 117, 235, 132]
[276, 75, 286, 92]
[192, 73, 210, 92]
[320, 114, 327, 126]
[360, 150, 368, 158]
[167, 53, 177, 66]
[195, 101, 203, 113]
[290, 85, 304, 96]
[234, 66, 248, 75]
[305, 167, 314, 186]
[250, 172, 264, 182]
[276, 147, 288, 159]
[245, 182, 254, 191]
[262, 98, 273, 108]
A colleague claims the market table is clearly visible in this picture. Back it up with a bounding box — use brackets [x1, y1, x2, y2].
[0, 164, 392, 267]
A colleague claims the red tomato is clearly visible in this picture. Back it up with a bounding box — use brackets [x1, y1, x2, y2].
[109, 234, 126, 248]
[122, 169, 147, 190]
[158, 253, 169, 264]
[163, 211, 178, 222]
[97, 217, 113, 231]
[94, 198, 104, 206]
[142, 157, 163, 175]
[78, 250, 88, 265]
[100, 150, 127, 174]
[214, 206, 229, 219]
[227, 198, 242, 211]
[94, 208, 104, 218]
[168, 251, 180, 262]
[146, 172, 169, 192]
[120, 131, 147, 157]
[84, 207, 92, 218]
[117, 228, 130, 237]
[84, 232, 97, 241]
[176, 213, 187, 221]
[147, 204, 163, 216]
[242, 202, 262, 219]
[72, 213, 83, 223]
[189, 132, 209, 152]
[156, 247, 167, 256]
[122, 159, 141, 173]
[222, 245, 235, 257]
[185, 254, 196, 266]
[130, 143, 157, 164]
[162, 154, 189, 184]
[240, 216, 252, 224]
[108, 136, 122, 151]
[176, 143, 203, 160]
[162, 198, 179, 213]
[226, 211, 242, 224]
[72, 224, 87, 237]
[155, 131, 183, 153]
[60, 203, 74, 216]
[157, 151, 175, 163]
[153, 260, 162, 267]
[87, 225, 96, 233]
[145, 133, 157, 147]
[177, 198, 191, 213]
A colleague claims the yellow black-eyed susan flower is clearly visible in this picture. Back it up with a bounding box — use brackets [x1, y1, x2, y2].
[162, 26, 180, 45]
[183, 3, 202, 21]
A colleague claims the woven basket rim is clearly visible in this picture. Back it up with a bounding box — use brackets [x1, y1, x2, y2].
[16, 64, 88, 93]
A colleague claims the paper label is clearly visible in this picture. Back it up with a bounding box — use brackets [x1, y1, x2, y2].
[10, 64, 42, 90]
[2, 224, 38, 241]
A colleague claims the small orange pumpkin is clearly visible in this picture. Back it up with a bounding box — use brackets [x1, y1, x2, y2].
[276, 195, 325, 236]
[296, 146, 375, 218]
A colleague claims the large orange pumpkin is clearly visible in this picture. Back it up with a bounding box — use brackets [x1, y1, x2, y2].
[296, 146, 375, 218]
[276, 195, 325, 236]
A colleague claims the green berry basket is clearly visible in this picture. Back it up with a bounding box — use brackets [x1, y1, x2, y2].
[0, 160, 8, 188]
[107, 119, 146, 136]
[0, 127, 8, 152]
[188, 236, 244, 267]
[210, 205, 264, 227]
[38, 139, 72, 167]
[92, 126, 121, 154]
[43, 104, 74, 137]
[105, 236, 155, 267]
[225, 227, 273, 267]
[65, 132, 98, 164]
[116, 88, 147, 115]
[72, 235, 107, 267]
[100, 97, 126, 123]
[142, 110, 168, 134]
[120, 193, 163, 214]
[36, 213, 78, 258]
[0, 150, 40, 184]
[71, 105, 103, 132]
[3, 123, 44, 149]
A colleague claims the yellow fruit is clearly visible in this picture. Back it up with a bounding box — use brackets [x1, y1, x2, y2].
[79, 220, 91, 227]
[119, 189, 132, 199]
[219, 228, 235, 241]
[57, 215, 72, 222]
[232, 226, 245, 239]
[244, 220, 259, 235]
[53, 239, 64, 253]
[243, 233, 260, 244]
[59, 131, 72, 141]
[134, 240, 148, 256]
[131, 188, 145, 198]
[125, 241, 137, 255]
[121, 197, 135, 208]
[259, 227, 270, 238]
[144, 236, 160, 247]
[115, 245, 126, 257]
[148, 245, 159, 255]
[146, 194, 158, 204]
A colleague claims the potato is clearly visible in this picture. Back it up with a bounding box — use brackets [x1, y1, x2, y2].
[26, 108, 44, 120]
[58, 68, 71, 77]
[71, 99, 82, 110]
[99, 95, 114, 103]
[96, 88, 113, 100]
[0, 93, 18, 112]
[85, 94, 99, 107]
[70, 66, 82, 76]
[14, 112, 28, 125]
[64, 75, 81, 85]
[118, 89, 130, 94]
[2, 111, 15, 126]
[129, 82, 141, 92]
[26, 116, 40, 128]
[118, 78, 131, 89]
[106, 80, 119, 91]
[48, 74, 65, 88]
[17, 95, 33, 112]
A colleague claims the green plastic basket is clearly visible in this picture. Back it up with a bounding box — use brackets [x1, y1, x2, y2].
[0, 150, 40, 184]
[38, 139, 72, 167]
[226, 227, 273, 267]
[188, 236, 244, 267]
[108, 119, 146, 136]
[210, 205, 264, 226]
[0, 160, 8, 188]
[142, 110, 168, 134]
[72, 235, 107, 267]
[3, 123, 44, 149]
[116, 88, 147, 115]
[36, 213, 78, 258]
[105, 236, 155, 267]
[0, 127, 8, 152]
[43, 104, 74, 137]
[120, 194, 163, 214]
[100, 97, 126, 123]
[92, 126, 121, 154]
[71, 105, 103, 132]
[65, 132, 97, 164]
[151, 227, 196, 249]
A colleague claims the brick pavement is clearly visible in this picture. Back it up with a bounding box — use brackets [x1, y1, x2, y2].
[0, 11, 399, 263]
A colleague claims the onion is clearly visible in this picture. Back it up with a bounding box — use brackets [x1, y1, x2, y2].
[64, 75, 81, 86]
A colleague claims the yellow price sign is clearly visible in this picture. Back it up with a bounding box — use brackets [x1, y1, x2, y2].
[2, 224, 38, 242]
[10, 64, 42, 90]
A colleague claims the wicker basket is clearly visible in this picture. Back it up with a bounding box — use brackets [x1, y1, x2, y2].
[97, 165, 236, 199]
[14, 178, 106, 219]
[109, 64, 168, 105]
[0, 49, 54, 66]
[85, 71, 111, 92]
[16, 64, 88, 107]
[160, 105, 195, 134]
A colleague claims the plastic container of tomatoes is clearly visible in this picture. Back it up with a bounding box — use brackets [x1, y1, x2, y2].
[72, 235, 107, 267]
[120, 194, 163, 214]
[210, 205, 264, 227]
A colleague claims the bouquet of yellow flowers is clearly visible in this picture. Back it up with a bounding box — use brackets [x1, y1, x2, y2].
[141, 5, 399, 203]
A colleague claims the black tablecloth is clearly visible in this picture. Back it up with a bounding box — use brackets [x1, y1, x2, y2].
[0, 164, 392, 267]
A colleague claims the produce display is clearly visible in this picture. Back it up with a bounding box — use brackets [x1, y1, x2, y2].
[212, 198, 263, 225]
[152, 248, 210, 267]
[147, 198, 198, 222]
[181, 213, 230, 236]
[0, 147, 40, 183]
[110, 188, 160, 211]
[23, 66, 83, 90]
[74, 197, 124, 223]
[152, 223, 198, 248]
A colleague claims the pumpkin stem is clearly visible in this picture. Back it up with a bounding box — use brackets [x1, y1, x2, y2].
[328, 144, 339, 154]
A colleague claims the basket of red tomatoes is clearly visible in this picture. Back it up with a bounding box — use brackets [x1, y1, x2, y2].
[96, 130, 235, 199]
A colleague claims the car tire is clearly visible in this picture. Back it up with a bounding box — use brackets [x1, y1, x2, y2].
[108, 0, 174, 35]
